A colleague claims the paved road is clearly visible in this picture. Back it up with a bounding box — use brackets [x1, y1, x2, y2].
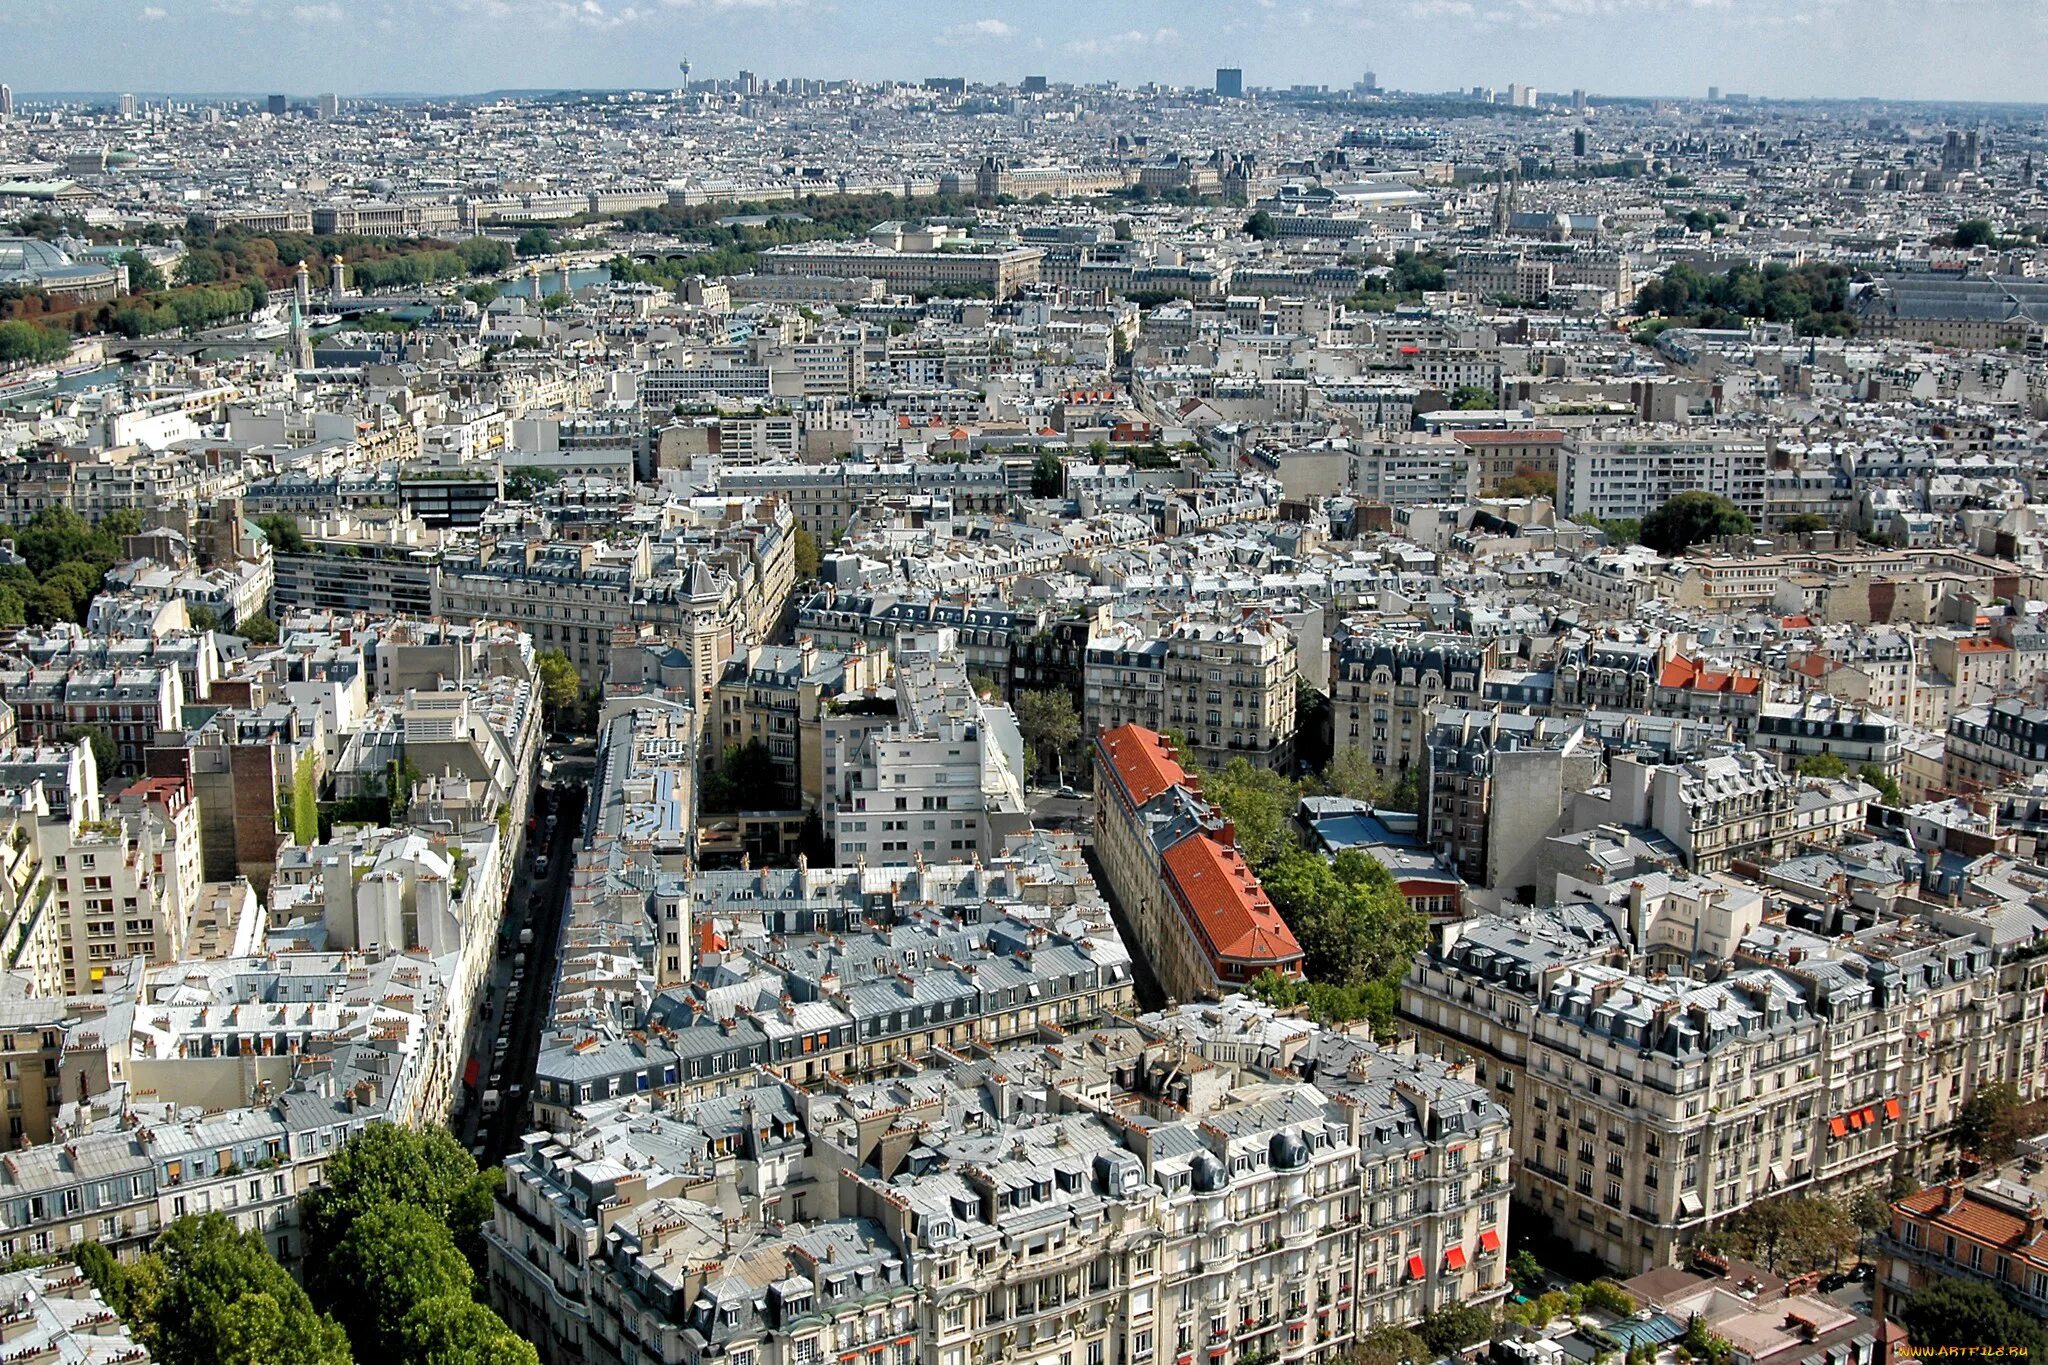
[1026, 788, 1094, 833]
[451, 778, 586, 1161]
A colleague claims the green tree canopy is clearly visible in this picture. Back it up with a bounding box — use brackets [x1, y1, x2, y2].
[1795, 753, 1849, 779]
[398, 1295, 542, 1365]
[536, 649, 582, 728]
[239, 611, 279, 645]
[324, 1204, 473, 1360]
[1261, 847, 1426, 988]
[1030, 451, 1065, 498]
[792, 526, 822, 578]
[1951, 219, 1997, 249]
[1243, 209, 1277, 240]
[145, 1214, 353, 1365]
[1015, 689, 1082, 780]
[1418, 1303, 1496, 1355]
[254, 513, 308, 554]
[1199, 756, 1299, 869]
[702, 739, 783, 812]
[1347, 1325, 1430, 1365]
[1900, 1278, 2047, 1355]
[1712, 1195, 1858, 1276]
[1639, 491, 1753, 556]
[1449, 384, 1495, 410]
[61, 723, 117, 778]
[300, 1123, 498, 1291]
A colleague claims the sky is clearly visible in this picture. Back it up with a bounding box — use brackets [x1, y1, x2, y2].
[3, 0, 2045, 104]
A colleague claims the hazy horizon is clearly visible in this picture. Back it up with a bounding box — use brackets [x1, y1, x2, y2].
[0, 0, 2041, 106]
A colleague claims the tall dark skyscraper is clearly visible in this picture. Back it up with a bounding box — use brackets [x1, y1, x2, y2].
[1215, 67, 1243, 98]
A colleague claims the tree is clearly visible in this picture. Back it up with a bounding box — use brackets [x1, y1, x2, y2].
[514, 227, 555, 258]
[119, 250, 166, 293]
[1952, 1082, 2048, 1161]
[144, 1214, 353, 1365]
[1714, 1195, 1858, 1276]
[1639, 491, 1753, 556]
[1199, 757, 1299, 869]
[1780, 512, 1830, 534]
[239, 612, 279, 645]
[1489, 465, 1557, 501]
[1795, 753, 1849, 779]
[1348, 1325, 1429, 1365]
[1243, 209, 1277, 241]
[62, 723, 117, 778]
[1448, 384, 1495, 410]
[1951, 219, 1997, 250]
[186, 603, 221, 633]
[323, 1204, 473, 1360]
[254, 513, 307, 555]
[1319, 747, 1398, 804]
[1030, 451, 1064, 498]
[1418, 1302, 1495, 1355]
[1592, 517, 1641, 546]
[1015, 690, 1082, 781]
[1900, 1279, 2046, 1355]
[463, 282, 502, 307]
[702, 740, 783, 813]
[287, 751, 320, 846]
[1858, 763, 1902, 806]
[1581, 1280, 1637, 1316]
[300, 1124, 499, 1292]
[792, 526, 822, 578]
[398, 1295, 541, 1365]
[536, 649, 582, 731]
[1261, 847, 1426, 989]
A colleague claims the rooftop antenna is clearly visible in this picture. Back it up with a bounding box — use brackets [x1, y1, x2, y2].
[679, 57, 691, 91]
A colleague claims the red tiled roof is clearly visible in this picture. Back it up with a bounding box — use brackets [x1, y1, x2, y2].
[1161, 833, 1303, 968]
[1659, 655, 1762, 695]
[1953, 637, 2012, 654]
[1097, 724, 1190, 807]
[1452, 429, 1567, 446]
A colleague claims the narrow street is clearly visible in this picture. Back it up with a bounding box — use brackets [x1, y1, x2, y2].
[451, 775, 587, 1162]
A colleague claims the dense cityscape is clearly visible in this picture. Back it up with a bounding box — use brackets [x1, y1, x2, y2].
[0, 39, 2045, 1365]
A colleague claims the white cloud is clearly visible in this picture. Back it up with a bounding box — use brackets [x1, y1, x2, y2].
[139, 4, 168, 16]
[937, 16, 1015, 44]
[292, 2, 344, 20]
[1063, 26, 1179, 57]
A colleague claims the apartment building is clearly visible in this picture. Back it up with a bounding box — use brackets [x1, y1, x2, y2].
[1753, 696, 1903, 775]
[494, 1001, 1509, 1365]
[0, 666, 183, 773]
[1881, 1164, 2048, 1320]
[712, 637, 892, 806]
[1946, 698, 2048, 791]
[760, 243, 1045, 299]
[1158, 615, 1300, 774]
[1602, 749, 1798, 873]
[1095, 724, 1305, 1002]
[1423, 709, 1602, 894]
[823, 630, 1030, 863]
[715, 460, 1013, 540]
[1560, 429, 1772, 523]
[1331, 630, 1492, 775]
[1402, 909, 1993, 1274]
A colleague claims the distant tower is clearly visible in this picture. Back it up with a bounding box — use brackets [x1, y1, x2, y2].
[529, 264, 543, 303]
[289, 296, 312, 371]
[330, 253, 347, 299]
[556, 259, 572, 299]
[1573, 128, 1587, 159]
[294, 258, 311, 313]
[1215, 67, 1243, 99]
[679, 56, 691, 90]
[0, 85, 13, 120]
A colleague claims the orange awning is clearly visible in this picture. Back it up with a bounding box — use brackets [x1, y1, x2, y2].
[1407, 1255, 1426, 1280]
[1829, 1116, 1848, 1138]
[1479, 1229, 1502, 1253]
[1885, 1098, 1902, 1122]
[1862, 1106, 1879, 1125]
[1446, 1247, 1468, 1271]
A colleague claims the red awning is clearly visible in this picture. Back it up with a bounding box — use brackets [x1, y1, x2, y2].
[1446, 1246, 1468, 1271]
[463, 1057, 480, 1088]
[1847, 1111, 1864, 1130]
[1829, 1116, 1848, 1138]
[1407, 1254, 1426, 1280]
[1884, 1098, 1903, 1122]
[1479, 1229, 1502, 1253]
[1409, 1149, 1427, 1160]
[1862, 1106, 1879, 1125]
